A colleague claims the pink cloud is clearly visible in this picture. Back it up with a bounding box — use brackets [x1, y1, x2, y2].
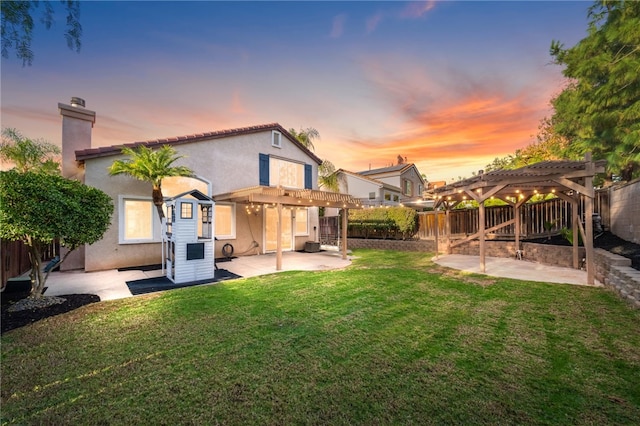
[366, 12, 384, 34]
[399, 1, 437, 19]
[330, 14, 347, 38]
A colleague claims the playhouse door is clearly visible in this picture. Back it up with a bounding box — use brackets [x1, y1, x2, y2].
[265, 206, 293, 252]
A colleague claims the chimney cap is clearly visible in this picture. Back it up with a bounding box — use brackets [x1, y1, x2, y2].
[70, 97, 85, 108]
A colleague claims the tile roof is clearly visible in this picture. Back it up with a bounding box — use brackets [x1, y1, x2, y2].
[357, 163, 412, 176]
[337, 169, 401, 192]
[74, 123, 322, 164]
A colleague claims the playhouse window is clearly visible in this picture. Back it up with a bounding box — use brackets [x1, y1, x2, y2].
[199, 205, 213, 239]
[295, 208, 308, 236]
[119, 197, 161, 243]
[166, 205, 174, 235]
[215, 203, 235, 239]
[181, 202, 193, 219]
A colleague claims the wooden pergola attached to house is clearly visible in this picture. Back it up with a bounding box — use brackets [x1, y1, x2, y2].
[215, 186, 362, 270]
[428, 155, 605, 285]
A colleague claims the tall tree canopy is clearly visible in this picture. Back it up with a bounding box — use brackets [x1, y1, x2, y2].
[485, 118, 568, 172]
[1, 128, 61, 174]
[1, 0, 81, 66]
[109, 145, 193, 219]
[550, 0, 640, 181]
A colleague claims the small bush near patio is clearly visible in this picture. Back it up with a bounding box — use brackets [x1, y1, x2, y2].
[1, 250, 639, 425]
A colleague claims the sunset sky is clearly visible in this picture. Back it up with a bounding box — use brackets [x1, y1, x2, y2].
[0, 1, 590, 182]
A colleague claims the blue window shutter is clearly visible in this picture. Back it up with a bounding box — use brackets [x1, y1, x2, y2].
[304, 164, 312, 189]
[259, 154, 269, 186]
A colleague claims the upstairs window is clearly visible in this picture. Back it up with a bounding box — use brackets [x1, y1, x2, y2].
[369, 192, 376, 200]
[403, 179, 413, 196]
[270, 157, 304, 189]
[272, 130, 282, 148]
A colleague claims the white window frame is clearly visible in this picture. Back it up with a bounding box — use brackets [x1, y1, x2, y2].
[272, 130, 282, 148]
[118, 195, 162, 244]
[294, 208, 309, 236]
[215, 202, 236, 240]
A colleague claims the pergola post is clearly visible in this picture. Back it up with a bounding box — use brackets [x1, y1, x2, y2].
[479, 200, 486, 273]
[276, 202, 282, 271]
[572, 193, 580, 269]
[341, 208, 348, 260]
[514, 202, 521, 253]
[584, 154, 595, 285]
[434, 208, 440, 259]
[445, 205, 452, 254]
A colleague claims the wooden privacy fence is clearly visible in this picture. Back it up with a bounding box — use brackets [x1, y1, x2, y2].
[418, 198, 585, 239]
[1, 239, 59, 288]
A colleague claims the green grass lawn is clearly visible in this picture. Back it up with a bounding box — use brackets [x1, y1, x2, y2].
[2, 250, 639, 425]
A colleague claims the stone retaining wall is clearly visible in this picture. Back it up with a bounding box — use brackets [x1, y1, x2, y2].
[347, 239, 435, 252]
[594, 248, 640, 308]
[449, 240, 585, 269]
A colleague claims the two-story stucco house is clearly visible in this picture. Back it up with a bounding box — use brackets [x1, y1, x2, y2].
[59, 98, 359, 272]
[333, 163, 427, 210]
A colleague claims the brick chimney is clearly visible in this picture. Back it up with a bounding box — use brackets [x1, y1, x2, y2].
[59, 97, 95, 182]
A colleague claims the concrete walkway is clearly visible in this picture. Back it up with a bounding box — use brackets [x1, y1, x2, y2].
[44, 250, 353, 301]
[432, 254, 602, 287]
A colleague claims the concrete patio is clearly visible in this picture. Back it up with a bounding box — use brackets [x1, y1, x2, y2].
[38, 250, 603, 302]
[432, 254, 602, 287]
[43, 250, 354, 301]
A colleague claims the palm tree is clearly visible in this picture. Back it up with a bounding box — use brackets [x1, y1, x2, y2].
[0, 128, 60, 174]
[288, 127, 341, 192]
[108, 145, 193, 219]
[288, 127, 320, 152]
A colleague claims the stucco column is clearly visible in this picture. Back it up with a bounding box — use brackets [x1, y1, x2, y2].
[276, 203, 283, 271]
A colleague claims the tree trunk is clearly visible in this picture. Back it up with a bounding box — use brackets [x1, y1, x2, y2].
[152, 187, 165, 219]
[26, 238, 45, 298]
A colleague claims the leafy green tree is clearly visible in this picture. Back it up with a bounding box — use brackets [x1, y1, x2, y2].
[485, 118, 568, 172]
[288, 127, 341, 192]
[1, 128, 60, 174]
[550, 0, 640, 181]
[1, 0, 82, 66]
[0, 170, 113, 298]
[108, 145, 193, 219]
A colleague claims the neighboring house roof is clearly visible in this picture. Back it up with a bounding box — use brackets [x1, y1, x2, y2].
[74, 123, 322, 164]
[336, 169, 401, 192]
[358, 163, 412, 176]
[358, 163, 426, 184]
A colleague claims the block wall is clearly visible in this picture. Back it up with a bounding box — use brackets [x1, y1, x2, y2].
[609, 179, 640, 245]
[594, 248, 640, 309]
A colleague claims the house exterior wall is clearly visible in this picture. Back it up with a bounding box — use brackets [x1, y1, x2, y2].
[340, 174, 380, 201]
[83, 130, 320, 271]
[399, 167, 425, 198]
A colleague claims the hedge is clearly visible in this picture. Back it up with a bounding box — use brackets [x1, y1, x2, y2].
[348, 207, 419, 240]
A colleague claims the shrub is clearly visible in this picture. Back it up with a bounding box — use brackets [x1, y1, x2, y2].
[348, 207, 418, 240]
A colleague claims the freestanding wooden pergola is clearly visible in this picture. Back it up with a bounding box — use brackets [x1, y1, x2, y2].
[428, 155, 605, 285]
[215, 186, 362, 271]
